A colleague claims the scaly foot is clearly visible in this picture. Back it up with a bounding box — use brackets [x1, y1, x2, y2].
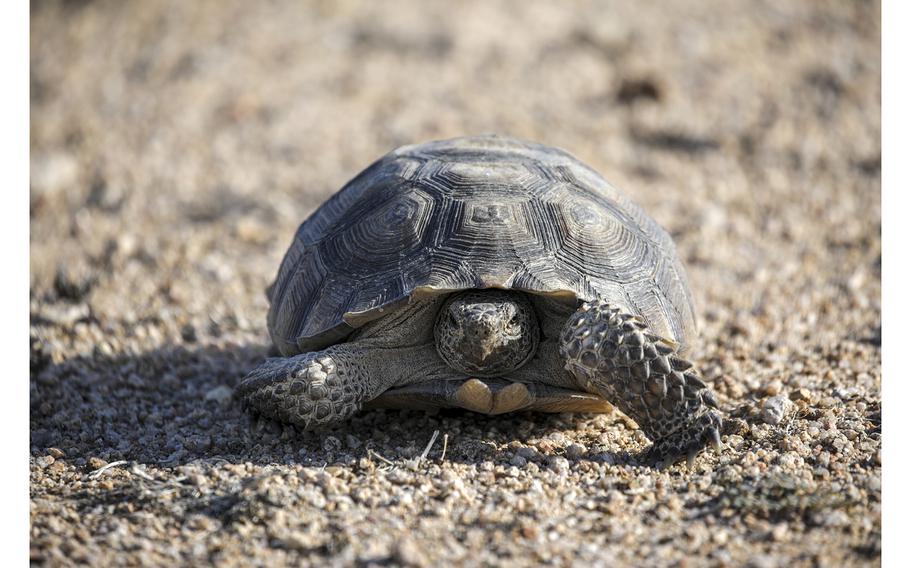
[560, 298, 723, 467]
[236, 347, 367, 429]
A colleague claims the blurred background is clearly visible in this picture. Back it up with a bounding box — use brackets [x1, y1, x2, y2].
[30, 1, 880, 565]
[31, 0, 879, 342]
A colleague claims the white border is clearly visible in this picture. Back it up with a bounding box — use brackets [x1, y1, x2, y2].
[1, 0, 30, 562]
[10, 1, 894, 564]
[882, 0, 904, 565]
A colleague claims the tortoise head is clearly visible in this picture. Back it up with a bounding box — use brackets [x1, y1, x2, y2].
[434, 290, 539, 377]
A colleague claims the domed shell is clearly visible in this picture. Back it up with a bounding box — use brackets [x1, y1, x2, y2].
[267, 135, 696, 356]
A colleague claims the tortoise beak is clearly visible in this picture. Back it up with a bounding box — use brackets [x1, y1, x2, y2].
[465, 312, 502, 361]
[478, 340, 496, 361]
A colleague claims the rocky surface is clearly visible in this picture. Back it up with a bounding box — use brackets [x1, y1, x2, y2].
[31, 0, 880, 565]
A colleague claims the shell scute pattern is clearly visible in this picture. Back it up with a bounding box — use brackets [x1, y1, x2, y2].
[317, 183, 437, 272]
[267, 136, 696, 356]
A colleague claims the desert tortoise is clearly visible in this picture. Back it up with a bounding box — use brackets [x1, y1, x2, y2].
[237, 135, 722, 465]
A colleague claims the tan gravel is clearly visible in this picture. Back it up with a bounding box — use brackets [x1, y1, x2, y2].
[30, 1, 880, 566]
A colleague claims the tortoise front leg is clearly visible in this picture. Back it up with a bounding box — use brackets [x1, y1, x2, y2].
[236, 342, 447, 428]
[559, 299, 723, 467]
[236, 344, 374, 429]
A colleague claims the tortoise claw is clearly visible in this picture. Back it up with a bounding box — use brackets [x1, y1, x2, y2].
[686, 448, 699, 469]
[646, 410, 724, 468]
[709, 425, 723, 452]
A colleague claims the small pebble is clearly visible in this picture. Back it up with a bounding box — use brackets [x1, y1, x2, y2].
[395, 536, 428, 567]
[37, 455, 56, 468]
[549, 457, 570, 473]
[790, 388, 812, 402]
[281, 532, 311, 552]
[761, 395, 793, 425]
[516, 447, 540, 461]
[763, 379, 783, 397]
[322, 436, 342, 452]
[204, 385, 234, 404]
[566, 443, 586, 459]
[818, 396, 838, 409]
[591, 452, 616, 465]
[510, 455, 528, 468]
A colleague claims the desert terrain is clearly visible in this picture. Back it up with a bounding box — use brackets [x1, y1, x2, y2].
[31, 1, 880, 565]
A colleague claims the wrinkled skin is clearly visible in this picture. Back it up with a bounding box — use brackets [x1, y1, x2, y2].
[434, 290, 539, 377]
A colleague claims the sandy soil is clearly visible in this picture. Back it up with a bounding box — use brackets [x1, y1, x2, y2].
[30, 1, 881, 565]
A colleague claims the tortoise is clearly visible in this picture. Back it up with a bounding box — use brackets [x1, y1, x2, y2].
[237, 135, 723, 466]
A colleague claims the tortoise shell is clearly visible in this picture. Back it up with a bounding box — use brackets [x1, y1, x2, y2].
[267, 135, 696, 356]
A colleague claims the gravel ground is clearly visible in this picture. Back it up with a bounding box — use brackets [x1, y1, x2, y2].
[30, 1, 881, 566]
